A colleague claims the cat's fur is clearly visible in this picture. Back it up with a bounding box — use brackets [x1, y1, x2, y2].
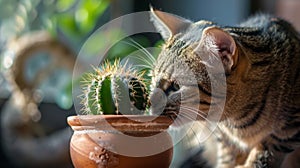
[149, 8, 300, 168]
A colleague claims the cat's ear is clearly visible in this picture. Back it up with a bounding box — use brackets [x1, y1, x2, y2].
[150, 7, 191, 40]
[199, 27, 238, 74]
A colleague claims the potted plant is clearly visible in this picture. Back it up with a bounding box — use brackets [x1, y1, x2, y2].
[67, 60, 173, 168]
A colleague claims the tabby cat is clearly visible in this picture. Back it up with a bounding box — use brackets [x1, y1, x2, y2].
[149, 8, 300, 168]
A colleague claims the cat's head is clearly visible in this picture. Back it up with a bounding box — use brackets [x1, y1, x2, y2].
[149, 8, 239, 125]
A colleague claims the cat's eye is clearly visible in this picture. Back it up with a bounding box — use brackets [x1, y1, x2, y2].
[171, 81, 180, 91]
[157, 79, 180, 95]
[164, 81, 180, 95]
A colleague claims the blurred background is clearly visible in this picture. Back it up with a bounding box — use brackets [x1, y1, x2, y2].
[0, 0, 299, 167]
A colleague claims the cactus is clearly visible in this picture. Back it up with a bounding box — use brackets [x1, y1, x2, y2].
[81, 60, 149, 115]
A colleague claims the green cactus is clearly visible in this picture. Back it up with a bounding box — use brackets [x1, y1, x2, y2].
[81, 60, 149, 115]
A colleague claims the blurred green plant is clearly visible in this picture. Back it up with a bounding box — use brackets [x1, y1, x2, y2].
[0, 0, 111, 110]
[50, 0, 110, 40]
[0, 0, 110, 44]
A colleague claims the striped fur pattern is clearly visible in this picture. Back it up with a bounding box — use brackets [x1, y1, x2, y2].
[150, 9, 300, 168]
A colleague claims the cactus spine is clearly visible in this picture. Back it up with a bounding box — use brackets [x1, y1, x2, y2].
[81, 60, 148, 115]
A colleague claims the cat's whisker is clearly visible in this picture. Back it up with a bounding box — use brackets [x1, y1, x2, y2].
[123, 54, 154, 69]
[179, 105, 208, 120]
[179, 105, 221, 132]
[121, 39, 156, 67]
[170, 110, 215, 149]
[177, 109, 217, 134]
[182, 127, 202, 150]
[166, 112, 200, 151]
[128, 38, 156, 64]
[178, 112, 220, 146]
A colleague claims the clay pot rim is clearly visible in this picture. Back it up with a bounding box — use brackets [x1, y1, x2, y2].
[67, 115, 173, 133]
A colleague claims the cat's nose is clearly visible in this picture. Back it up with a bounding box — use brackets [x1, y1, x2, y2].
[150, 88, 167, 115]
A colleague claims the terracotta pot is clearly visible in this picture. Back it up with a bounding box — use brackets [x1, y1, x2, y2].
[67, 115, 173, 168]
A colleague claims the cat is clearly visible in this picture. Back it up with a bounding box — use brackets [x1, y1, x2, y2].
[149, 8, 300, 168]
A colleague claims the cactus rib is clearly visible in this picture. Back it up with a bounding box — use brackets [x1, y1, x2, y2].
[81, 60, 148, 115]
